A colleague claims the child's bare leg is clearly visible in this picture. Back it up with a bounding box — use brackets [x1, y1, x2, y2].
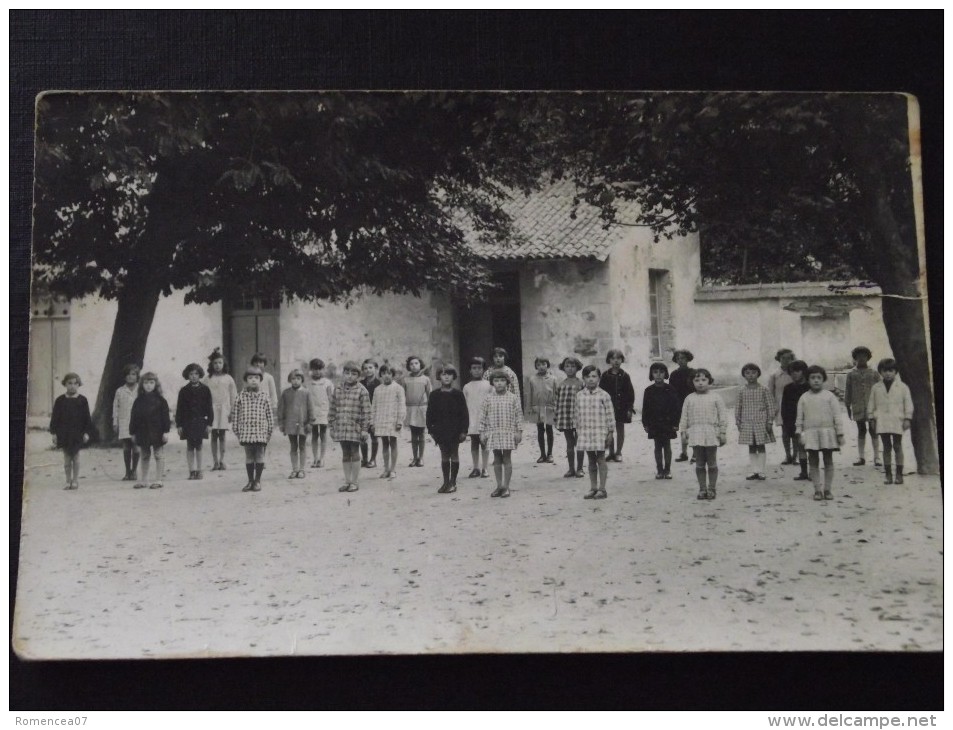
[154, 446, 165, 482]
[748, 445, 758, 475]
[615, 423, 625, 457]
[71, 452, 80, 485]
[319, 426, 327, 463]
[62, 450, 72, 484]
[492, 450, 503, 487]
[195, 445, 203, 473]
[187, 447, 196, 473]
[470, 435, 481, 470]
[757, 445, 766, 475]
[870, 420, 881, 463]
[210, 432, 220, 465]
[856, 420, 867, 462]
[707, 448, 718, 491]
[680, 431, 690, 458]
[502, 451, 513, 488]
[141, 447, 152, 483]
[693, 446, 707, 495]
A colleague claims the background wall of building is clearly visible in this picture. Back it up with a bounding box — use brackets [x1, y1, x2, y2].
[517, 260, 613, 386]
[279, 290, 456, 383]
[64, 292, 222, 417]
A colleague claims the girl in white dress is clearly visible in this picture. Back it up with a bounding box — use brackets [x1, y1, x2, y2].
[204, 348, 238, 471]
[795, 365, 845, 500]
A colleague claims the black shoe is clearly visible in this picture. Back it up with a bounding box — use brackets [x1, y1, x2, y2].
[675, 454, 689, 462]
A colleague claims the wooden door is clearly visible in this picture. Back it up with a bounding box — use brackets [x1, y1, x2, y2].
[226, 293, 281, 383]
[28, 295, 71, 418]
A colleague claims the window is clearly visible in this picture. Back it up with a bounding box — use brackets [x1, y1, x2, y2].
[648, 269, 674, 359]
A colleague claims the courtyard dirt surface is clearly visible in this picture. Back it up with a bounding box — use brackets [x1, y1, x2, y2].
[13, 418, 941, 659]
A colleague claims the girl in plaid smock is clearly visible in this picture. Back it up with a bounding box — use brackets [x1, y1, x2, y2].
[679, 369, 727, 500]
[112, 363, 140, 481]
[573, 365, 615, 500]
[482, 347, 521, 400]
[479, 369, 523, 498]
[231, 367, 275, 492]
[796, 365, 845, 499]
[844, 346, 882, 467]
[554, 357, 585, 478]
[329, 361, 371, 493]
[371, 363, 406, 479]
[736, 363, 777, 481]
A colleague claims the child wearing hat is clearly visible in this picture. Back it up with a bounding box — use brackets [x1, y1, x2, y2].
[176, 363, 214, 480]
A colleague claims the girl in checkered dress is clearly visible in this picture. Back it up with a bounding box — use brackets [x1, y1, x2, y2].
[736, 363, 777, 481]
[574, 365, 615, 500]
[231, 367, 275, 492]
[371, 363, 406, 480]
[479, 369, 523, 498]
[679, 369, 727, 500]
[554, 357, 585, 478]
[329, 361, 372, 493]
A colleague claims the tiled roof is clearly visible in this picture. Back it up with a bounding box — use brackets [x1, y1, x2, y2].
[466, 179, 640, 262]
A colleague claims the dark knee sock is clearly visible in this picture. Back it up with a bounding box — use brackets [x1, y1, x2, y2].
[441, 460, 450, 483]
[663, 442, 672, 471]
[546, 426, 554, 456]
[576, 450, 585, 470]
[537, 424, 545, 455]
[254, 463, 264, 481]
[360, 441, 369, 462]
[246, 463, 254, 480]
[695, 467, 706, 489]
[371, 438, 379, 462]
[654, 442, 664, 472]
[708, 467, 718, 489]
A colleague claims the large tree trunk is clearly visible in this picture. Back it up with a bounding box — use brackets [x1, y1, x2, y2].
[90, 280, 163, 442]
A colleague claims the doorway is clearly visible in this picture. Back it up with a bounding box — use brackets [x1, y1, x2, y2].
[456, 271, 523, 403]
[225, 293, 281, 384]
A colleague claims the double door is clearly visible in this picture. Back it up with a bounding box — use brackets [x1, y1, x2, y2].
[226, 293, 281, 385]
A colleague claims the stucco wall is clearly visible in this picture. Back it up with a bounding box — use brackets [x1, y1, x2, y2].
[279, 290, 457, 382]
[690, 293, 892, 386]
[608, 228, 701, 374]
[517, 260, 613, 380]
[67, 291, 222, 409]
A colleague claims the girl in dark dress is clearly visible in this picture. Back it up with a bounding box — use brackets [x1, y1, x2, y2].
[669, 349, 696, 462]
[176, 363, 214, 480]
[426, 365, 469, 494]
[130, 372, 172, 489]
[599, 349, 635, 462]
[641, 363, 681, 479]
[49, 372, 94, 490]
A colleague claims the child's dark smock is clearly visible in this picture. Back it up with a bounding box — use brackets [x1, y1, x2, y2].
[426, 389, 469, 447]
[50, 394, 94, 452]
[668, 367, 696, 407]
[641, 383, 680, 440]
[176, 382, 214, 443]
[130, 391, 172, 448]
[599, 369, 635, 423]
[781, 381, 811, 431]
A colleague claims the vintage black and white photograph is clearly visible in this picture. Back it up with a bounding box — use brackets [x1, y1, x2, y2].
[15, 90, 940, 659]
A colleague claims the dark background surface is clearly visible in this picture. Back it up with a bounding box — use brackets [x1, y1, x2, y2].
[10, 10, 943, 710]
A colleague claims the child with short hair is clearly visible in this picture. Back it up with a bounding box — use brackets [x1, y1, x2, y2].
[555, 357, 585, 478]
[669, 349, 696, 462]
[231, 367, 275, 492]
[463, 357, 492, 478]
[483, 347, 521, 400]
[250, 353, 278, 412]
[403, 355, 432, 467]
[844, 346, 882, 466]
[307, 358, 334, 468]
[427, 365, 469, 493]
[112, 363, 140, 481]
[796, 365, 845, 500]
[129, 372, 171, 490]
[278, 369, 314, 479]
[768, 348, 796, 464]
[600, 349, 635, 462]
[736, 363, 776, 481]
[641, 362, 680, 479]
[360, 358, 382, 468]
[526, 356, 557, 463]
[50, 373, 94, 490]
[575, 365, 615, 499]
[371, 363, 406, 479]
[176, 363, 214, 480]
[479, 369, 524, 498]
[205, 348, 238, 471]
[781, 360, 811, 481]
[867, 358, 914, 485]
[679, 369, 727, 500]
[329, 361, 371, 492]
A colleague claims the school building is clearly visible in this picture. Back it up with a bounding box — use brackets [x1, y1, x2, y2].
[27, 180, 892, 423]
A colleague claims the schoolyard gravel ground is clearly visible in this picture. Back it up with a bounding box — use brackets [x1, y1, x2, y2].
[13, 417, 941, 659]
